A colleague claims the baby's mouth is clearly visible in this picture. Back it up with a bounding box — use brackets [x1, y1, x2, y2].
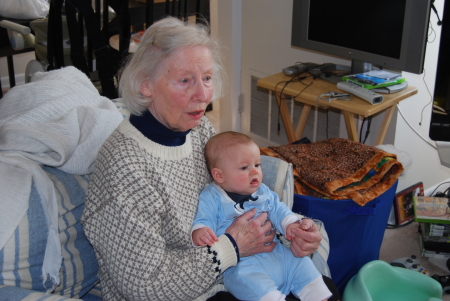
[251, 178, 259, 184]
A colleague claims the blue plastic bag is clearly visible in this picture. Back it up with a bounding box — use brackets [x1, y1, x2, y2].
[292, 181, 398, 295]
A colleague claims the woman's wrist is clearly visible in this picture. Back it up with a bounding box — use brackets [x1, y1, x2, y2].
[208, 234, 239, 273]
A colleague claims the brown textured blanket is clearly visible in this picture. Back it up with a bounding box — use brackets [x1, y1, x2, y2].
[260, 138, 404, 206]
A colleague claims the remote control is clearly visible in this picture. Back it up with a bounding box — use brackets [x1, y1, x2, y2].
[336, 81, 384, 105]
[390, 255, 431, 276]
[391, 255, 419, 269]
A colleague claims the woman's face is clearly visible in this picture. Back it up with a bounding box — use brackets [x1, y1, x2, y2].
[141, 45, 215, 132]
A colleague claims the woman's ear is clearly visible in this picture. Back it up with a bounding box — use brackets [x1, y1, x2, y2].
[140, 80, 153, 97]
[211, 168, 224, 183]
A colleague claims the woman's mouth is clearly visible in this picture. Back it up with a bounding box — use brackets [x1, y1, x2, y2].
[188, 110, 205, 119]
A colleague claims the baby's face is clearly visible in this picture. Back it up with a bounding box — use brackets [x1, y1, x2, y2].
[217, 142, 263, 195]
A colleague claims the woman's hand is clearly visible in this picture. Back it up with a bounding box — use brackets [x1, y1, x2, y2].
[289, 218, 322, 258]
[225, 208, 276, 258]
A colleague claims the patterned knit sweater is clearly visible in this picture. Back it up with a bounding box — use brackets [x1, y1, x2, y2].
[81, 117, 237, 301]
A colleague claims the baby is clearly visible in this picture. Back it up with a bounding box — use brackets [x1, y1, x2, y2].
[191, 131, 331, 301]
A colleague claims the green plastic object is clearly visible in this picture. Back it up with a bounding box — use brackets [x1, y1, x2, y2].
[343, 260, 443, 301]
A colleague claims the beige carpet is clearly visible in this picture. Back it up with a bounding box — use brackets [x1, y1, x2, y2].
[380, 221, 449, 300]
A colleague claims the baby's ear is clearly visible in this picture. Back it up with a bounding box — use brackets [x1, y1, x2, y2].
[211, 168, 224, 183]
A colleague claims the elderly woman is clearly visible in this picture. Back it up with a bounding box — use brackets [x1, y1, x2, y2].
[81, 17, 325, 301]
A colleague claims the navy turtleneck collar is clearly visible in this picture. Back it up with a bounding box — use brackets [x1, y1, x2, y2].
[129, 110, 191, 146]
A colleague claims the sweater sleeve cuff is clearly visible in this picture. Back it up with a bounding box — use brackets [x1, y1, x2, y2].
[209, 234, 239, 272]
[224, 233, 240, 262]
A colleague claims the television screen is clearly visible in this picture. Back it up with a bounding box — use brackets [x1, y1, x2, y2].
[291, 0, 431, 74]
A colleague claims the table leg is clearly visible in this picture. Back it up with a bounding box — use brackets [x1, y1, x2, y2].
[375, 105, 396, 146]
[295, 104, 312, 141]
[276, 92, 296, 143]
[343, 111, 359, 142]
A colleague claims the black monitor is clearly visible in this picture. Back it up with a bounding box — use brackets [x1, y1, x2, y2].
[291, 0, 432, 75]
[430, 0, 450, 141]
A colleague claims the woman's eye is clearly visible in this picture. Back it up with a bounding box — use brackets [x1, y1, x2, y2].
[204, 75, 212, 82]
[181, 78, 189, 83]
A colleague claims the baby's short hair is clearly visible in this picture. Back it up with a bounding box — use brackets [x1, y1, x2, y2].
[205, 131, 255, 172]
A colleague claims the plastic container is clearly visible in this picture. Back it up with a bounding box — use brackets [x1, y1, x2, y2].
[343, 260, 442, 301]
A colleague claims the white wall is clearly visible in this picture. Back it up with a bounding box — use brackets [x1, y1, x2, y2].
[239, 0, 350, 146]
[210, 0, 242, 132]
[212, 0, 450, 193]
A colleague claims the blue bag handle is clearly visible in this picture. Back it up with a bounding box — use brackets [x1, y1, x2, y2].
[344, 200, 380, 216]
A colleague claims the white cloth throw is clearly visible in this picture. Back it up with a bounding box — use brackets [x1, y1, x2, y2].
[0, 66, 123, 291]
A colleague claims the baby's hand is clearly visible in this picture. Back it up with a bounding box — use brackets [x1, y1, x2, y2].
[192, 227, 219, 247]
[285, 221, 303, 241]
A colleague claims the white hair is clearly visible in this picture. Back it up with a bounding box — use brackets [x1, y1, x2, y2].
[118, 17, 225, 116]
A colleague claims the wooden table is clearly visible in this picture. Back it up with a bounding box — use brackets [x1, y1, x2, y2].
[257, 72, 418, 145]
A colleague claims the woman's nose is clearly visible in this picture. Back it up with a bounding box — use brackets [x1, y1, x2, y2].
[193, 83, 209, 102]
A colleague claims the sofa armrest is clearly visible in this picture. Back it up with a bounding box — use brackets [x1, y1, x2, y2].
[0, 167, 99, 299]
[309, 219, 331, 277]
[0, 285, 82, 300]
[261, 155, 294, 209]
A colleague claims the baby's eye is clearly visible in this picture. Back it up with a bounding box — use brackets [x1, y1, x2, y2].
[255, 164, 261, 168]
[240, 166, 247, 170]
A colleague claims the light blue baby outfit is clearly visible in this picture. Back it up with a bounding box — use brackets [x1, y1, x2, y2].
[192, 183, 330, 301]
